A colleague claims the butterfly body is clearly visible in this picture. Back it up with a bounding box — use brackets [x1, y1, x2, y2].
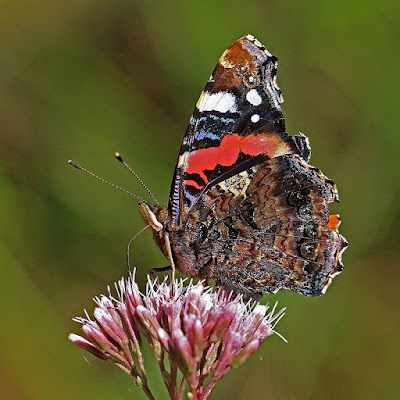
[140, 35, 347, 300]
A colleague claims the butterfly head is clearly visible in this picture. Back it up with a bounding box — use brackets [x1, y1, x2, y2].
[139, 201, 170, 257]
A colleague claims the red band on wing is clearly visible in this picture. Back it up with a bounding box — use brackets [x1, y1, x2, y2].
[184, 133, 291, 189]
[184, 180, 204, 190]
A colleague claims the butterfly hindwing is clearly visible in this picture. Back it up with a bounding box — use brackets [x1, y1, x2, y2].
[170, 155, 346, 299]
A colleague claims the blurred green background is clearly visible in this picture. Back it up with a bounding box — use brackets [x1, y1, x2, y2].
[1, 0, 399, 399]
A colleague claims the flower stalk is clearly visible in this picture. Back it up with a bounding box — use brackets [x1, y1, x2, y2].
[69, 271, 285, 399]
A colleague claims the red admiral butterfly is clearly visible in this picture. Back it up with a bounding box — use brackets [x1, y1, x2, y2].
[140, 35, 347, 300]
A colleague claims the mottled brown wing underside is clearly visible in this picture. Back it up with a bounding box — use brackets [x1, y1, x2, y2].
[172, 154, 347, 299]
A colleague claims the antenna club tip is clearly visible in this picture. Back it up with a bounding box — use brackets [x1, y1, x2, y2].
[114, 152, 123, 162]
[68, 160, 81, 169]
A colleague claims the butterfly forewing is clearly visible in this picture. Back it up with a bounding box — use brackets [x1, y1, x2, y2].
[169, 35, 309, 228]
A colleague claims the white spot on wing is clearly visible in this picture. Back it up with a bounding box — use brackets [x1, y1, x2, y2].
[246, 89, 262, 106]
[177, 154, 185, 167]
[197, 91, 237, 113]
[253, 37, 263, 47]
[251, 114, 260, 123]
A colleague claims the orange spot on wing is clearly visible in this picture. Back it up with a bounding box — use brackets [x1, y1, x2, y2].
[240, 134, 268, 155]
[240, 134, 266, 155]
[327, 214, 341, 232]
[240, 134, 289, 158]
[240, 134, 288, 157]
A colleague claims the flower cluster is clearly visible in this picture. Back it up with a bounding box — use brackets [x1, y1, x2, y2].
[69, 272, 285, 400]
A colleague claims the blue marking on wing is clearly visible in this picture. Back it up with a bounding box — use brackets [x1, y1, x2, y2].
[193, 114, 235, 142]
[194, 130, 220, 141]
[183, 190, 198, 208]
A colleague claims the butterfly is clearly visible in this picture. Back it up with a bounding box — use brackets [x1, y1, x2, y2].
[139, 35, 347, 300]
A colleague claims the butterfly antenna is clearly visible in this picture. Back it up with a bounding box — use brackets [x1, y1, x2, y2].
[126, 224, 150, 271]
[68, 160, 146, 202]
[114, 152, 160, 206]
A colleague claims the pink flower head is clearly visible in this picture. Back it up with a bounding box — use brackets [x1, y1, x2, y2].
[69, 271, 285, 400]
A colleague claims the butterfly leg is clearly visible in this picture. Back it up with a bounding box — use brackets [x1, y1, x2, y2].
[149, 265, 171, 278]
[163, 233, 176, 292]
